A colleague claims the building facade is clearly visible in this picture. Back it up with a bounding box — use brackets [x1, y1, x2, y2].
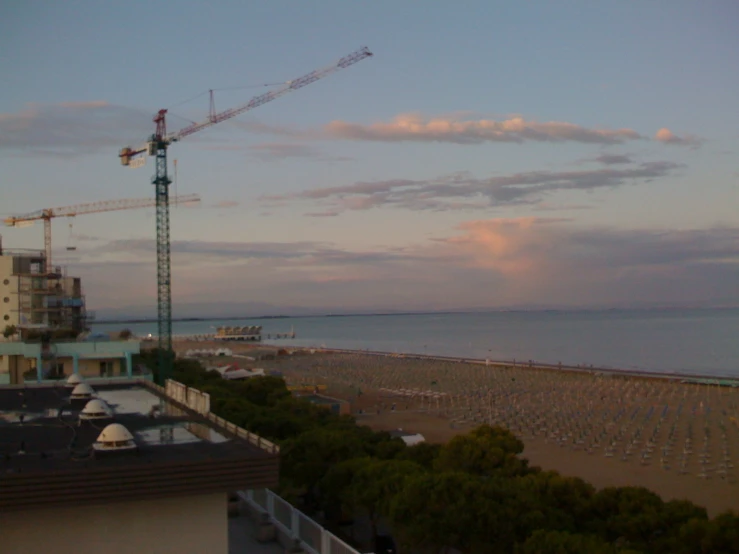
[0, 247, 88, 338]
[0, 378, 280, 554]
[0, 338, 142, 384]
[0, 244, 104, 384]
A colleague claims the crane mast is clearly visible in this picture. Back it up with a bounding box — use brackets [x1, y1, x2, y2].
[119, 47, 373, 384]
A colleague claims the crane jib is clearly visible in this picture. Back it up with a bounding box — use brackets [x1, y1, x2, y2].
[120, 46, 372, 385]
[168, 46, 372, 142]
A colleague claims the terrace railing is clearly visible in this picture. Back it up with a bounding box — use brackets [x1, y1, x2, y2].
[154, 381, 365, 550]
[149, 379, 280, 455]
[241, 489, 367, 554]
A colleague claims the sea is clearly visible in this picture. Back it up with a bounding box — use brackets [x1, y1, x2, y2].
[92, 308, 739, 379]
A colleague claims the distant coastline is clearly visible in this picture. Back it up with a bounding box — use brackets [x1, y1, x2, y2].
[94, 315, 291, 325]
[93, 305, 738, 325]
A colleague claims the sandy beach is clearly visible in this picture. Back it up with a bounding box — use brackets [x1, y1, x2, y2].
[173, 340, 739, 516]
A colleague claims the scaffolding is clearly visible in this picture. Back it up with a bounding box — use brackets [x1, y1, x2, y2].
[3, 249, 88, 334]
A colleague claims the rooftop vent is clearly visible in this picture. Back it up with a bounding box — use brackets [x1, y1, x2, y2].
[93, 423, 137, 453]
[79, 399, 113, 420]
[65, 374, 83, 388]
[70, 383, 95, 400]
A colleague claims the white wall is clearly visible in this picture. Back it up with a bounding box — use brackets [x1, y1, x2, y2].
[0, 256, 19, 332]
[1, 492, 228, 554]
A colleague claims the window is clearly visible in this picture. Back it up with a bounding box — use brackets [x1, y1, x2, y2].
[2, 297, 8, 303]
[2, 279, 8, 285]
[99, 360, 114, 377]
[3, 315, 9, 321]
[49, 363, 65, 379]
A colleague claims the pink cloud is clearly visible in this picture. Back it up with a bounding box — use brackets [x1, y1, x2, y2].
[56, 100, 110, 109]
[325, 113, 644, 145]
[442, 218, 566, 276]
[654, 128, 703, 147]
[212, 200, 239, 209]
[69, 222, 739, 314]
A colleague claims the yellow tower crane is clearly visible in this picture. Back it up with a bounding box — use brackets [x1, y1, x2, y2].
[4, 194, 200, 271]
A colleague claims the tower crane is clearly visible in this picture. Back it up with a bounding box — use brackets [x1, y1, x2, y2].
[118, 46, 373, 384]
[4, 194, 201, 271]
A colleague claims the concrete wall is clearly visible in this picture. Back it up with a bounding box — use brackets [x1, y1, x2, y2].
[0, 256, 19, 331]
[166, 379, 211, 414]
[0, 355, 124, 383]
[0, 354, 31, 384]
[0, 339, 141, 358]
[64, 357, 123, 377]
[1, 492, 228, 554]
[0, 340, 139, 383]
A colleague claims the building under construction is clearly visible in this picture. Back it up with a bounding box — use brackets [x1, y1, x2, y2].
[0, 239, 144, 384]
[0, 240, 88, 338]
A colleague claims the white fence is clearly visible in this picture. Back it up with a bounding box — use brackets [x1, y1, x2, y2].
[146, 379, 279, 455]
[165, 379, 210, 414]
[241, 489, 367, 554]
[150, 381, 356, 549]
[206, 412, 280, 454]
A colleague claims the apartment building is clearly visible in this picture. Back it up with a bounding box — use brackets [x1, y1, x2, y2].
[0, 247, 87, 337]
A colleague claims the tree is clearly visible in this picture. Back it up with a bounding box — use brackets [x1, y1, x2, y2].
[390, 471, 528, 553]
[518, 471, 595, 533]
[585, 486, 668, 551]
[518, 530, 631, 554]
[676, 510, 739, 554]
[233, 375, 290, 407]
[397, 441, 441, 470]
[364, 431, 407, 460]
[389, 472, 486, 553]
[280, 427, 367, 494]
[319, 457, 371, 525]
[2, 324, 17, 339]
[435, 424, 529, 477]
[348, 459, 425, 540]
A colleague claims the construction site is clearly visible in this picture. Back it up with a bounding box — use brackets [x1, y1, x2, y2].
[0, 47, 373, 391]
[0, 44, 377, 554]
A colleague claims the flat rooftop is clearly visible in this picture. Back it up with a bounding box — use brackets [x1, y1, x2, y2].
[0, 380, 279, 510]
[0, 382, 273, 472]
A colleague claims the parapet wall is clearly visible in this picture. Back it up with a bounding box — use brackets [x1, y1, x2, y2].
[165, 379, 211, 414]
[146, 378, 279, 455]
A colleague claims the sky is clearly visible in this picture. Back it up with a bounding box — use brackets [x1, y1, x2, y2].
[1, 1, 738, 317]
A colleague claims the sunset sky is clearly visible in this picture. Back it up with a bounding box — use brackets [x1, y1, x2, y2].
[1, 1, 738, 317]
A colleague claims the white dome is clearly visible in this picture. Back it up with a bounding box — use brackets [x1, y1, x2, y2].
[80, 399, 112, 419]
[97, 423, 133, 443]
[66, 374, 83, 386]
[70, 383, 95, 398]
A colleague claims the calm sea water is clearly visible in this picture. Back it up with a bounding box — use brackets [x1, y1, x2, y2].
[92, 308, 739, 378]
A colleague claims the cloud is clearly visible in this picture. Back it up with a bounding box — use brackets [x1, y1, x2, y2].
[305, 210, 341, 217]
[87, 238, 433, 266]
[433, 218, 739, 306]
[654, 128, 703, 147]
[248, 142, 353, 163]
[240, 113, 701, 150]
[57, 101, 110, 109]
[233, 120, 310, 138]
[0, 101, 154, 156]
[71, 233, 103, 242]
[250, 142, 318, 160]
[324, 114, 645, 145]
[212, 200, 240, 209]
[594, 153, 633, 165]
[263, 161, 682, 215]
[70, 220, 739, 313]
